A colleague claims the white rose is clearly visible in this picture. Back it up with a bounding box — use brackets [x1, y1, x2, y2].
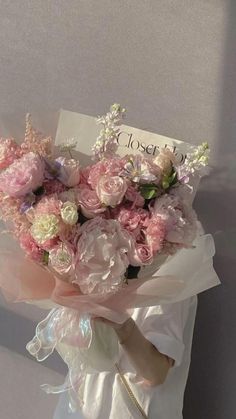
[61, 201, 78, 225]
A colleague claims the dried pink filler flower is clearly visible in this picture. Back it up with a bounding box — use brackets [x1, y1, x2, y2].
[0, 138, 20, 170]
[20, 114, 53, 158]
[0, 191, 30, 236]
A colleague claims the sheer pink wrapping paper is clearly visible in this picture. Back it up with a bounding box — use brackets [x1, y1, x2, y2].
[0, 230, 220, 412]
[0, 240, 184, 323]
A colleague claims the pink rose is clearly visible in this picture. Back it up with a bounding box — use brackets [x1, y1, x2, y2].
[0, 138, 20, 170]
[154, 148, 178, 175]
[77, 188, 106, 218]
[129, 243, 153, 266]
[146, 216, 166, 253]
[74, 218, 133, 294]
[56, 157, 80, 187]
[125, 185, 145, 207]
[96, 175, 127, 207]
[49, 243, 75, 276]
[0, 152, 45, 197]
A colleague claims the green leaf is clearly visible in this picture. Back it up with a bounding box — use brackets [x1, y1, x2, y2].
[162, 170, 178, 190]
[162, 179, 170, 189]
[169, 171, 177, 183]
[139, 184, 158, 199]
[42, 251, 49, 265]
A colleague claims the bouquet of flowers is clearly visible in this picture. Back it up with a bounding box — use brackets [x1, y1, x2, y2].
[0, 104, 218, 410]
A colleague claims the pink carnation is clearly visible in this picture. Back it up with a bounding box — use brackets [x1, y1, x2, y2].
[34, 195, 62, 217]
[125, 185, 145, 207]
[41, 237, 59, 251]
[0, 138, 20, 170]
[146, 216, 166, 253]
[19, 232, 43, 262]
[117, 207, 149, 233]
[43, 179, 66, 195]
[0, 152, 45, 198]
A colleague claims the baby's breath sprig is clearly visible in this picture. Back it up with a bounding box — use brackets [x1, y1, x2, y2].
[184, 142, 210, 174]
[59, 138, 78, 158]
[92, 103, 126, 161]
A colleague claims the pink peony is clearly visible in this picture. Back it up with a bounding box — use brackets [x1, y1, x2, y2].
[153, 193, 197, 246]
[56, 157, 80, 187]
[0, 138, 20, 170]
[74, 218, 133, 294]
[125, 185, 145, 207]
[146, 216, 166, 253]
[77, 187, 106, 218]
[96, 175, 127, 207]
[19, 232, 44, 262]
[0, 152, 45, 198]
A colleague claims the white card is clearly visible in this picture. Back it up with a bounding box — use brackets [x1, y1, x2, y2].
[55, 109, 196, 166]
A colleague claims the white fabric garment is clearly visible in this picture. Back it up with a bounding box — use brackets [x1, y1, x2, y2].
[53, 295, 198, 419]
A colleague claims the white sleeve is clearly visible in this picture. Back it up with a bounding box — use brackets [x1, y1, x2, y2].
[138, 296, 197, 367]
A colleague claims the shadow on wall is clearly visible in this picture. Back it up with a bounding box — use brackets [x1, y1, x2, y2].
[183, 2, 236, 418]
[0, 306, 67, 375]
